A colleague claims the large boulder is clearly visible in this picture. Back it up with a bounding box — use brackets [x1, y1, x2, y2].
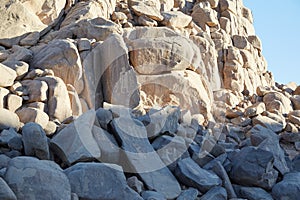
[31, 39, 83, 92]
[110, 117, 181, 199]
[22, 122, 50, 160]
[4, 156, 71, 200]
[175, 157, 222, 193]
[272, 172, 300, 200]
[229, 146, 278, 190]
[51, 110, 101, 165]
[128, 0, 163, 21]
[0, 63, 17, 87]
[0, 109, 20, 131]
[64, 163, 142, 200]
[0, 177, 17, 200]
[82, 34, 139, 109]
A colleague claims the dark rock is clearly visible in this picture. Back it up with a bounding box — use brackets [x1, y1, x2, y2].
[127, 176, 144, 194]
[280, 132, 300, 143]
[51, 110, 101, 165]
[22, 122, 50, 160]
[141, 191, 166, 200]
[249, 125, 290, 174]
[293, 155, 300, 172]
[64, 163, 142, 200]
[152, 135, 189, 171]
[177, 188, 199, 200]
[0, 177, 16, 200]
[175, 157, 222, 193]
[272, 172, 300, 200]
[229, 146, 278, 190]
[141, 106, 180, 138]
[199, 187, 227, 200]
[96, 107, 113, 130]
[110, 117, 181, 199]
[233, 185, 273, 200]
[210, 161, 237, 199]
[0, 155, 10, 169]
[4, 156, 71, 200]
[92, 125, 120, 164]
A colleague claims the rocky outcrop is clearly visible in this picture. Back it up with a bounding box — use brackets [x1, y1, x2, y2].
[0, 0, 298, 199]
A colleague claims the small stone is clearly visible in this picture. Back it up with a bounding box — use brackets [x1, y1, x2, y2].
[127, 176, 144, 194]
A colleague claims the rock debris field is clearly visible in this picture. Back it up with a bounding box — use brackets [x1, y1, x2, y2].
[0, 0, 299, 199]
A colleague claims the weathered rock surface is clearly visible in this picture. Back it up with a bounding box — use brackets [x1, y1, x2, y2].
[4, 156, 71, 200]
[64, 163, 142, 200]
[272, 172, 300, 200]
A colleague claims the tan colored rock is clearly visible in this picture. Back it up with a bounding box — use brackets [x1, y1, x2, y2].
[263, 92, 293, 114]
[213, 89, 240, 108]
[219, 0, 237, 14]
[31, 39, 83, 93]
[248, 35, 262, 51]
[0, 0, 47, 47]
[19, 31, 40, 46]
[138, 70, 213, 119]
[288, 111, 300, 126]
[26, 102, 47, 112]
[61, 0, 113, 28]
[253, 115, 285, 133]
[80, 98, 89, 114]
[285, 122, 298, 133]
[161, 11, 192, 28]
[7, 94, 22, 112]
[67, 84, 82, 117]
[192, 2, 219, 29]
[82, 34, 139, 109]
[160, 0, 175, 11]
[291, 95, 300, 110]
[44, 121, 57, 136]
[294, 86, 300, 95]
[245, 102, 266, 117]
[137, 15, 158, 27]
[0, 88, 9, 109]
[0, 108, 20, 130]
[21, 80, 48, 103]
[0, 63, 17, 87]
[125, 27, 201, 75]
[22, 0, 66, 25]
[36, 76, 72, 122]
[232, 35, 250, 50]
[43, 17, 122, 43]
[16, 107, 49, 129]
[2, 61, 29, 81]
[129, 0, 163, 21]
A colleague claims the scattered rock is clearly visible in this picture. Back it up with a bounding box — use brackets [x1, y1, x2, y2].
[64, 162, 142, 200]
[272, 172, 300, 200]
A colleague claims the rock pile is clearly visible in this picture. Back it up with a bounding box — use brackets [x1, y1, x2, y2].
[0, 0, 299, 199]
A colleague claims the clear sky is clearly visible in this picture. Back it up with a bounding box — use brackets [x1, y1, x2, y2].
[243, 0, 300, 85]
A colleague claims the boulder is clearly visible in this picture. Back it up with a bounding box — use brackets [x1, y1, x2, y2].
[7, 94, 22, 112]
[51, 110, 101, 165]
[21, 80, 48, 103]
[0, 109, 20, 130]
[228, 147, 278, 190]
[82, 34, 139, 109]
[31, 39, 82, 92]
[272, 172, 300, 200]
[192, 2, 219, 29]
[244, 102, 265, 117]
[2, 61, 29, 80]
[0, 88, 9, 109]
[288, 110, 300, 126]
[291, 95, 300, 110]
[263, 92, 293, 114]
[175, 157, 222, 193]
[22, 123, 50, 160]
[0, 63, 17, 87]
[138, 70, 212, 119]
[141, 191, 166, 200]
[4, 156, 71, 200]
[199, 187, 227, 200]
[249, 125, 290, 175]
[110, 117, 181, 199]
[0, 177, 17, 200]
[36, 76, 72, 122]
[128, 0, 163, 21]
[16, 107, 49, 129]
[125, 27, 201, 74]
[233, 185, 273, 200]
[64, 163, 142, 200]
[161, 11, 192, 28]
[176, 188, 199, 200]
[252, 115, 285, 133]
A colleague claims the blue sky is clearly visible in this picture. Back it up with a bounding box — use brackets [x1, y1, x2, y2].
[243, 0, 300, 85]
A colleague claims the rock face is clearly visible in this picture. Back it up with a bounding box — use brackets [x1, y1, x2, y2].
[0, 0, 298, 199]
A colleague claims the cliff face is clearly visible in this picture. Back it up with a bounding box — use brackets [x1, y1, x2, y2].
[0, 0, 299, 200]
